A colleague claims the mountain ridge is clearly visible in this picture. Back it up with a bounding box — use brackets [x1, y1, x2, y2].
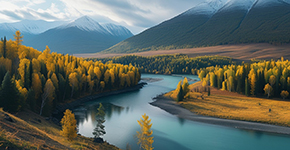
[0, 16, 133, 54]
[103, 0, 290, 53]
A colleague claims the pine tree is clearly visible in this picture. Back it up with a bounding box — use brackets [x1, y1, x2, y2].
[245, 78, 249, 96]
[60, 109, 77, 141]
[0, 72, 21, 112]
[136, 113, 154, 150]
[93, 103, 106, 139]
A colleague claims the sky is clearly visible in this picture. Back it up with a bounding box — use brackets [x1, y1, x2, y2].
[0, 0, 204, 34]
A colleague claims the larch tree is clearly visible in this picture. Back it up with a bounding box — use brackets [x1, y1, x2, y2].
[137, 113, 154, 150]
[69, 72, 78, 98]
[269, 75, 276, 87]
[182, 77, 189, 98]
[14, 31, 23, 46]
[280, 90, 289, 99]
[264, 83, 273, 98]
[32, 73, 42, 99]
[60, 109, 77, 141]
[40, 79, 55, 116]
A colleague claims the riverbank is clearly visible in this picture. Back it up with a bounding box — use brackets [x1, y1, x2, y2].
[54, 82, 147, 116]
[150, 82, 290, 135]
[151, 95, 290, 135]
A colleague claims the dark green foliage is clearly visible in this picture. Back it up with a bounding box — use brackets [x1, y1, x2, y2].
[27, 89, 36, 111]
[0, 72, 21, 112]
[208, 87, 210, 96]
[245, 78, 249, 97]
[1, 36, 6, 58]
[93, 103, 106, 138]
[89, 55, 234, 75]
[177, 85, 183, 102]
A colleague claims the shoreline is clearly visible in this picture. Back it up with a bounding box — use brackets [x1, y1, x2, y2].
[150, 95, 290, 135]
[53, 82, 147, 116]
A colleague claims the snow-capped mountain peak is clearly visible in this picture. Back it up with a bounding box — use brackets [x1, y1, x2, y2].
[220, 0, 257, 12]
[0, 20, 66, 34]
[101, 23, 133, 36]
[59, 16, 107, 33]
[183, 0, 229, 16]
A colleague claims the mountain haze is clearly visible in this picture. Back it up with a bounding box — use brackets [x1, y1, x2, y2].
[0, 16, 133, 54]
[103, 0, 290, 53]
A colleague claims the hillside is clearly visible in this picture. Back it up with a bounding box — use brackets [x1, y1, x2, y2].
[0, 108, 118, 150]
[103, 0, 290, 53]
[76, 43, 290, 61]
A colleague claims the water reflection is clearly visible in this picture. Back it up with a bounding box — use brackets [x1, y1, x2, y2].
[74, 102, 125, 124]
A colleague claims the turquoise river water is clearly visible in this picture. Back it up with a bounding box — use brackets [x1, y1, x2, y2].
[74, 74, 290, 150]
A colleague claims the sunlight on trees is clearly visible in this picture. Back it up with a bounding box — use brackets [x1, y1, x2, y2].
[60, 109, 77, 141]
[137, 113, 154, 150]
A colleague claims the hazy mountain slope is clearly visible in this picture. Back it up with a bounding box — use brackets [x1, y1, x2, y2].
[0, 16, 133, 54]
[103, 0, 290, 53]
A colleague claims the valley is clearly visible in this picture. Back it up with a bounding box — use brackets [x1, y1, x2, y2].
[76, 43, 290, 61]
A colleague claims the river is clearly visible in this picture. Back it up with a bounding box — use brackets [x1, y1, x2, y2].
[74, 74, 290, 150]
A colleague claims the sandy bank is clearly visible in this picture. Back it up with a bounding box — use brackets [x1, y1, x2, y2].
[150, 95, 290, 135]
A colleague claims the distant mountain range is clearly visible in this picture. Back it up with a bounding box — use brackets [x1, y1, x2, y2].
[0, 16, 133, 54]
[103, 0, 290, 53]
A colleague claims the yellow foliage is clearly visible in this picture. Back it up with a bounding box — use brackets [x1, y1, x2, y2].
[60, 109, 77, 141]
[137, 113, 154, 150]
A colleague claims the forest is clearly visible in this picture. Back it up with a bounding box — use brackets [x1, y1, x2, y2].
[198, 58, 290, 99]
[89, 54, 234, 75]
[0, 31, 141, 116]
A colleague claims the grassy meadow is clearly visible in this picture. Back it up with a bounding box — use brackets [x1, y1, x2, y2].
[166, 81, 290, 127]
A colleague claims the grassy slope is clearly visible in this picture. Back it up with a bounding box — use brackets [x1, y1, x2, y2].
[0, 109, 119, 150]
[76, 43, 290, 61]
[102, 3, 290, 54]
[166, 81, 290, 127]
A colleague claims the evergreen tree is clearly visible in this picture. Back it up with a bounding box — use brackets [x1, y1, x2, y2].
[245, 78, 249, 96]
[93, 103, 106, 139]
[0, 72, 21, 112]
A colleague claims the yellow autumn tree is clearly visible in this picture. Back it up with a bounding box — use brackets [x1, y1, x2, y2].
[281, 90, 289, 99]
[14, 30, 23, 46]
[137, 113, 154, 150]
[60, 109, 77, 141]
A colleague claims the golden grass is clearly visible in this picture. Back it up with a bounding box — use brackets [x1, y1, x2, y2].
[0, 108, 119, 150]
[75, 43, 290, 61]
[166, 81, 290, 127]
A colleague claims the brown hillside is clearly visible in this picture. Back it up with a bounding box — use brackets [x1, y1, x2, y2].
[75, 43, 290, 60]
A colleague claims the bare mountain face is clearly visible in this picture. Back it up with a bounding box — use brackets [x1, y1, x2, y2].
[103, 0, 290, 53]
[0, 16, 133, 54]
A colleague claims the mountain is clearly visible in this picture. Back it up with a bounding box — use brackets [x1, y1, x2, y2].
[0, 16, 133, 54]
[103, 0, 290, 53]
[0, 20, 67, 40]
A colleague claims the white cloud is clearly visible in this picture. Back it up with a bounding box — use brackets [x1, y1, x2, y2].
[0, 0, 204, 34]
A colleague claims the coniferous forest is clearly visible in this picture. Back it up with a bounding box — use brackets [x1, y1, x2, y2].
[0, 31, 141, 116]
[198, 58, 290, 99]
[89, 54, 234, 75]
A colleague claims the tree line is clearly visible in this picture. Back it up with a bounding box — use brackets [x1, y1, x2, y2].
[0, 31, 141, 115]
[198, 57, 290, 99]
[88, 54, 234, 75]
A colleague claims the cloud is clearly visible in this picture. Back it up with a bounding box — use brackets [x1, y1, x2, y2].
[0, 0, 204, 33]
